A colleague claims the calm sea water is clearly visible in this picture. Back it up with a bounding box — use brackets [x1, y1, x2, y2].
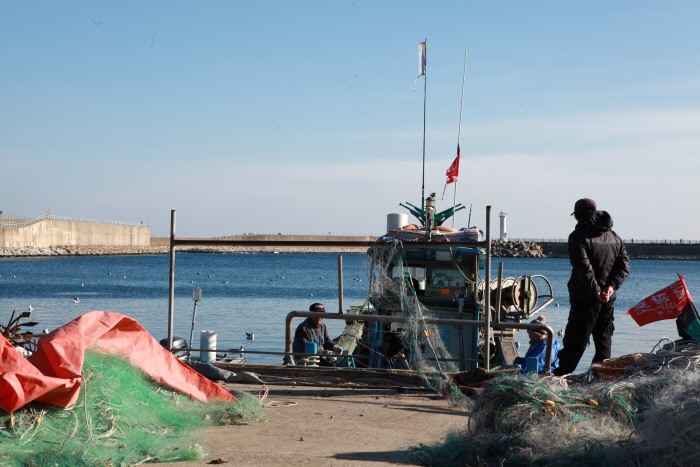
[1, 253, 698, 372]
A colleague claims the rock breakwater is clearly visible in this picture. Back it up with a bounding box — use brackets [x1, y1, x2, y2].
[0, 245, 369, 257]
[1, 241, 544, 257]
[491, 240, 545, 258]
[0, 246, 169, 257]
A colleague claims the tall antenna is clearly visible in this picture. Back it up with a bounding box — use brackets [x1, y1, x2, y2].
[452, 44, 468, 227]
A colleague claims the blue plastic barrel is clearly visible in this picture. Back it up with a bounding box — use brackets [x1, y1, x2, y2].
[304, 342, 318, 354]
[525, 357, 539, 374]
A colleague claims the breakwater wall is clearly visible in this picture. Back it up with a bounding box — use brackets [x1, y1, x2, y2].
[1, 235, 697, 260]
[536, 241, 700, 260]
[0, 216, 150, 248]
[0, 245, 369, 257]
[149, 234, 378, 248]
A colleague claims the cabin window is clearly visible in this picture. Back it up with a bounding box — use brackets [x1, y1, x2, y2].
[429, 268, 463, 289]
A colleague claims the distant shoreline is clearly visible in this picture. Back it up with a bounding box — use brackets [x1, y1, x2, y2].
[1, 243, 698, 260]
[0, 245, 370, 257]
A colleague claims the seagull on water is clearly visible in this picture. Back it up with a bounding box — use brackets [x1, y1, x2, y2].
[557, 329, 564, 337]
[73, 298, 80, 304]
[28, 305, 34, 312]
[246, 332, 255, 341]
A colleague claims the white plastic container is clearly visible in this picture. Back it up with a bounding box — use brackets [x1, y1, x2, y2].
[200, 330, 217, 363]
[386, 213, 409, 232]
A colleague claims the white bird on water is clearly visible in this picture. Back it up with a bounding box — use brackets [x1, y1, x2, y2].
[28, 305, 34, 312]
[246, 332, 255, 341]
[73, 298, 80, 304]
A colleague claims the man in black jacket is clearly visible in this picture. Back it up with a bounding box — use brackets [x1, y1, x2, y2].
[553, 198, 630, 376]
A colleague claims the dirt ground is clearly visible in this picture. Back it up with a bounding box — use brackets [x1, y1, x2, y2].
[162, 382, 470, 467]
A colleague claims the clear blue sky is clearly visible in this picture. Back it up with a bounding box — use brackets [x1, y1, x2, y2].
[2, 1, 698, 239]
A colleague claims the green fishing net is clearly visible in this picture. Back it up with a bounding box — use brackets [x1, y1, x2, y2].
[367, 241, 467, 405]
[0, 351, 266, 467]
[410, 367, 700, 467]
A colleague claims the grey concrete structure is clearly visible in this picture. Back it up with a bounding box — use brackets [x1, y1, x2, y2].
[537, 241, 700, 259]
[0, 216, 150, 248]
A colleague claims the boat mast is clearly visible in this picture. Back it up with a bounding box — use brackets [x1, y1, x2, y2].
[452, 44, 468, 228]
[419, 39, 427, 213]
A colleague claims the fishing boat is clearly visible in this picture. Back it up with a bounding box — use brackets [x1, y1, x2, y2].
[296, 194, 556, 376]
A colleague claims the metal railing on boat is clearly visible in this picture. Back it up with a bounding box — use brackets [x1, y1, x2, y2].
[284, 311, 555, 375]
[164, 207, 555, 375]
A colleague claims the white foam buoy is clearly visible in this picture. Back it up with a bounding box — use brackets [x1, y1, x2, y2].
[200, 330, 217, 363]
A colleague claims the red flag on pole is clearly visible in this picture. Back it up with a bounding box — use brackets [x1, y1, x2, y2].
[441, 145, 460, 200]
[626, 277, 690, 326]
[446, 145, 460, 184]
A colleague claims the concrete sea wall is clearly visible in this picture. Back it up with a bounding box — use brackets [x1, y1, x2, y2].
[0, 223, 697, 259]
[0, 217, 150, 248]
[537, 241, 700, 260]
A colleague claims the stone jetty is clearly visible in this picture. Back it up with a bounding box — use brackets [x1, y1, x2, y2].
[491, 240, 546, 258]
[0, 245, 369, 257]
[0, 241, 546, 258]
[0, 246, 169, 257]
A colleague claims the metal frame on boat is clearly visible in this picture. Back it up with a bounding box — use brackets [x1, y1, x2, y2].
[164, 205, 556, 378]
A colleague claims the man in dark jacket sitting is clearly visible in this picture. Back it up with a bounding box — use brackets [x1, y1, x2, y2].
[553, 198, 630, 376]
[288, 303, 338, 366]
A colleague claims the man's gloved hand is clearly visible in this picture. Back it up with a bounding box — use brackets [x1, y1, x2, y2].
[321, 349, 338, 363]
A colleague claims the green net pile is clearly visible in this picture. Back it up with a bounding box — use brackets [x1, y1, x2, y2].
[367, 241, 467, 405]
[0, 351, 266, 467]
[410, 365, 700, 467]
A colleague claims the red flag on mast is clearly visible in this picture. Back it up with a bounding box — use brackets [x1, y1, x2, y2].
[445, 145, 460, 184]
[441, 145, 460, 200]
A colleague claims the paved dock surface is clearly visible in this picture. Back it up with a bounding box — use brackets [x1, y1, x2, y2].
[163, 382, 469, 466]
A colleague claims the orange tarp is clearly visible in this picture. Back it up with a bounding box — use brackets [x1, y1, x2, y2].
[1, 311, 234, 414]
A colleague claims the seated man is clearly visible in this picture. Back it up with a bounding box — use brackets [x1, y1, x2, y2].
[289, 303, 337, 366]
[513, 315, 561, 375]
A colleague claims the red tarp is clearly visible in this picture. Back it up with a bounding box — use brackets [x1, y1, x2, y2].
[1, 311, 234, 414]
